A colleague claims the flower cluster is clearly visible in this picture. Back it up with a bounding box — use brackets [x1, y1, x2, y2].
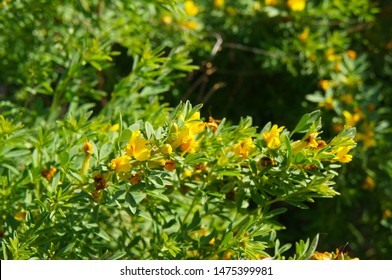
[106, 108, 208, 185]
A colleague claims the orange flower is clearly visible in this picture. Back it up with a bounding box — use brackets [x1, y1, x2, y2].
[346, 50, 357, 60]
[83, 140, 93, 156]
[363, 175, 376, 190]
[41, 166, 57, 181]
[129, 173, 142, 185]
[164, 160, 176, 172]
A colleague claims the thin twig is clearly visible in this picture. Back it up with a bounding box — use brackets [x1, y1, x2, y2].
[222, 42, 282, 58]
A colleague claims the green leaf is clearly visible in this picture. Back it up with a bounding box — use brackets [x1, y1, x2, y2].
[99, 142, 112, 160]
[119, 128, 132, 142]
[217, 170, 242, 177]
[146, 190, 170, 202]
[149, 175, 164, 188]
[145, 121, 155, 140]
[187, 210, 201, 231]
[96, 228, 111, 242]
[304, 234, 320, 260]
[283, 134, 292, 167]
[249, 158, 258, 174]
[138, 211, 152, 221]
[186, 103, 203, 120]
[4, 149, 30, 158]
[59, 151, 69, 165]
[264, 207, 288, 219]
[184, 153, 208, 165]
[125, 192, 137, 207]
[291, 110, 320, 135]
[125, 192, 137, 214]
[221, 231, 233, 248]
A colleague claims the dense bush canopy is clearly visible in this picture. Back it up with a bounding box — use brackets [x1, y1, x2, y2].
[1, 0, 391, 259]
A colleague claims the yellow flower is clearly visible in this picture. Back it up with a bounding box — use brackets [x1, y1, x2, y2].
[311, 252, 332, 260]
[161, 144, 173, 155]
[265, 0, 278, 5]
[332, 146, 354, 163]
[170, 126, 198, 155]
[109, 155, 132, 172]
[184, 0, 199, 16]
[263, 125, 284, 150]
[109, 124, 120, 132]
[305, 133, 319, 148]
[233, 137, 256, 158]
[291, 133, 319, 155]
[180, 130, 199, 154]
[182, 169, 193, 178]
[326, 48, 339, 62]
[185, 111, 206, 135]
[181, 20, 199, 30]
[318, 79, 330, 91]
[288, 0, 306, 11]
[319, 96, 334, 110]
[161, 15, 173, 25]
[125, 130, 150, 161]
[170, 111, 205, 155]
[213, 0, 225, 9]
[342, 110, 362, 127]
[299, 27, 309, 42]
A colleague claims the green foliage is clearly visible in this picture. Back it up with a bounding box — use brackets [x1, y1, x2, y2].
[1, 0, 390, 260]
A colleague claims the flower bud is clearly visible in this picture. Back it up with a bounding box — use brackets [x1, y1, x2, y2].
[161, 144, 173, 155]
